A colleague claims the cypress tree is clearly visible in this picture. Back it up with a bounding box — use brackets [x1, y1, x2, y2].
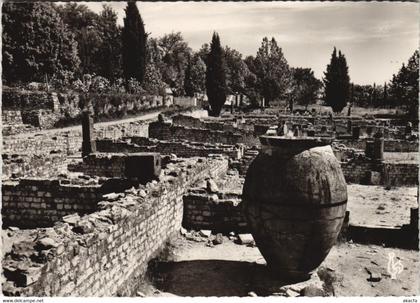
[184, 55, 194, 97]
[323, 47, 350, 113]
[122, 2, 147, 84]
[205, 32, 227, 116]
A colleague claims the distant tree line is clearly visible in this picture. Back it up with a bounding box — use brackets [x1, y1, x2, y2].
[2, 2, 418, 117]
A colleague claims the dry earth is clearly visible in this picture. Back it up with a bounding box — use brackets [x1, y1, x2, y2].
[347, 185, 418, 227]
[140, 234, 419, 297]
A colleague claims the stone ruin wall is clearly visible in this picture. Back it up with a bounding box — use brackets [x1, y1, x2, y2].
[95, 138, 243, 160]
[183, 189, 248, 233]
[2, 87, 170, 136]
[2, 179, 104, 229]
[148, 115, 418, 184]
[341, 161, 419, 186]
[2, 157, 229, 296]
[2, 121, 149, 179]
[148, 121, 260, 147]
[339, 138, 418, 153]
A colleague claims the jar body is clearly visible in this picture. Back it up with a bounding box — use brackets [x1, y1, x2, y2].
[242, 137, 347, 281]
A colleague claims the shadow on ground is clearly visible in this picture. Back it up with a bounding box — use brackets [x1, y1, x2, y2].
[147, 259, 300, 297]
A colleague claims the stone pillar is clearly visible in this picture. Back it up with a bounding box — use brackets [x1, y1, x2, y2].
[82, 111, 96, 157]
[352, 127, 360, 140]
[373, 132, 384, 161]
[347, 120, 352, 133]
[365, 132, 384, 161]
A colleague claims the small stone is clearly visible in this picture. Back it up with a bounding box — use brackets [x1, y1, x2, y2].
[137, 291, 146, 297]
[213, 233, 224, 245]
[248, 291, 258, 297]
[285, 289, 300, 297]
[206, 179, 219, 193]
[8, 226, 20, 232]
[365, 267, 382, 282]
[368, 272, 382, 282]
[301, 285, 325, 297]
[170, 154, 177, 160]
[199, 230, 212, 237]
[103, 192, 121, 201]
[139, 190, 147, 198]
[37, 237, 59, 250]
[180, 227, 187, 236]
[238, 234, 254, 245]
[62, 214, 80, 225]
[209, 194, 219, 202]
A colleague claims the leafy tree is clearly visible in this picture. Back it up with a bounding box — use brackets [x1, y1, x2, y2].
[291, 67, 322, 110]
[243, 55, 260, 107]
[57, 3, 122, 80]
[97, 5, 122, 81]
[224, 46, 250, 95]
[206, 32, 227, 116]
[389, 50, 419, 118]
[253, 37, 292, 106]
[2, 2, 80, 84]
[142, 64, 165, 95]
[190, 54, 207, 95]
[197, 43, 210, 65]
[122, 2, 147, 84]
[184, 53, 207, 97]
[323, 47, 351, 113]
[158, 32, 192, 96]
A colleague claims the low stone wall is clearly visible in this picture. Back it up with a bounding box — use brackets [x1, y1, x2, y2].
[2, 153, 68, 179]
[2, 121, 150, 158]
[339, 138, 418, 153]
[21, 109, 61, 129]
[2, 157, 228, 296]
[1, 179, 104, 228]
[95, 137, 243, 160]
[230, 149, 259, 176]
[2, 110, 23, 124]
[182, 189, 248, 232]
[149, 121, 259, 147]
[172, 115, 237, 132]
[173, 97, 197, 108]
[340, 160, 418, 186]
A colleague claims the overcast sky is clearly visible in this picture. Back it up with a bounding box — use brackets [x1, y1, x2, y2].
[82, 1, 418, 85]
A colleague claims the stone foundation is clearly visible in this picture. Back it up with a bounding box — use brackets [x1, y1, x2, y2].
[2, 156, 229, 296]
[182, 189, 248, 232]
[95, 137, 244, 160]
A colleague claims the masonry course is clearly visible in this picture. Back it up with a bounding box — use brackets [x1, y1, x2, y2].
[2, 156, 229, 296]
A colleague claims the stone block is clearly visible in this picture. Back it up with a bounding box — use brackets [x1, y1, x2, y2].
[124, 153, 161, 183]
[238, 233, 254, 245]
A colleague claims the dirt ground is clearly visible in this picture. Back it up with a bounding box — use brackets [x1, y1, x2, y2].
[347, 185, 418, 227]
[141, 234, 419, 297]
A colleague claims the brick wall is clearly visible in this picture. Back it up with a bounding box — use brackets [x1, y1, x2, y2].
[3, 121, 150, 157]
[2, 157, 229, 296]
[2, 153, 68, 179]
[2, 179, 104, 228]
[340, 160, 418, 186]
[149, 121, 259, 147]
[338, 138, 418, 152]
[182, 189, 248, 232]
[68, 154, 127, 178]
[383, 162, 419, 186]
[95, 137, 243, 160]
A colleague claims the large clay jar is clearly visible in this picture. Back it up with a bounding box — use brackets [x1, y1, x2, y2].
[242, 136, 347, 281]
